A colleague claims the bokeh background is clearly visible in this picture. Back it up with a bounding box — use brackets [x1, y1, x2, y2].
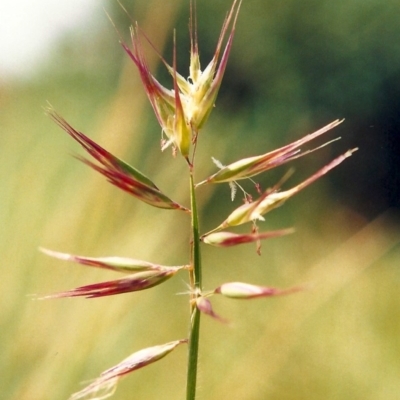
[1, 0, 400, 399]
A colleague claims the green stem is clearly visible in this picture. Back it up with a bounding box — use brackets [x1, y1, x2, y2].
[189, 172, 202, 288]
[186, 171, 202, 400]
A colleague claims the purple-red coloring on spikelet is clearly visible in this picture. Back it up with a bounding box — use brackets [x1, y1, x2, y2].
[41, 268, 180, 299]
[47, 109, 189, 212]
[195, 297, 228, 323]
[122, 25, 187, 155]
[69, 339, 187, 400]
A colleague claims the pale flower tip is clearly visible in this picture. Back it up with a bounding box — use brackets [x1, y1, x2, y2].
[214, 282, 304, 300]
[346, 147, 359, 156]
[39, 247, 71, 261]
[189, 0, 201, 81]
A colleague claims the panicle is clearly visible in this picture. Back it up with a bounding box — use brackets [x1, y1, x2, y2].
[42, 2, 358, 399]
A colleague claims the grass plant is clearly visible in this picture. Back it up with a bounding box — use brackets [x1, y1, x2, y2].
[2, 1, 399, 400]
[38, 2, 360, 399]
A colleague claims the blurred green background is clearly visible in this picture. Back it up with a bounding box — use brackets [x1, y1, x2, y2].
[1, 0, 400, 399]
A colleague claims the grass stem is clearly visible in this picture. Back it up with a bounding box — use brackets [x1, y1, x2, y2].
[186, 171, 202, 400]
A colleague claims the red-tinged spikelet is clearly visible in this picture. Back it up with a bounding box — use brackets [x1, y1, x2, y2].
[69, 340, 187, 400]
